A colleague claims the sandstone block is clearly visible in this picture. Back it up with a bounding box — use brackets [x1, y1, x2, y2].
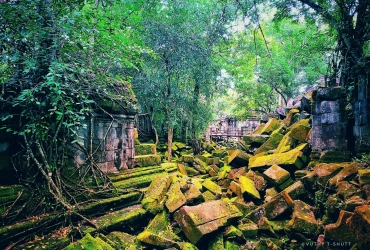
[239, 176, 260, 200]
[227, 149, 252, 168]
[249, 144, 308, 170]
[174, 200, 242, 244]
[287, 200, 318, 236]
[260, 118, 281, 135]
[238, 220, 258, 238]
[347, 205, 370, 248]
[202, 179, 222, 195]
[165, 181, 187, 213]
[359, 169, 370, 186]
[255, 133, 284, 154]
[324, 210, 355, 242]
[142, 174, 172, 214]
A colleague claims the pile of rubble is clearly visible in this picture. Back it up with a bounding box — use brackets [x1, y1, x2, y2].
[61, 106, 370, 249]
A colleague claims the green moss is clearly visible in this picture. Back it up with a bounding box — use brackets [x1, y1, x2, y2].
[142, 174, 172, 214]
[106, 231, 136, 249]
[239, 176, 260, 199]
[114, 173, 164, 189]
[207, 231, 224, 250]
[134, 144, 156, 156]
[260, 118, 282, 135]
[255, 133, 284, 154]
[134, 154, 161, 167]
[202, 179, 222, 195]
[95, 205, 148, 233]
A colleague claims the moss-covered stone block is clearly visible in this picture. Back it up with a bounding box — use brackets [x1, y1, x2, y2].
[275, 132, 294, 154]
[243, 134, 270, 146]
[288, 119, 310, 142]
[202, 190, 216, 202]
[93, 205, 148, 233]
[106, 231, 137, 249]
[174, 200, 242, 244]
[165, 181, 187, 213]
[255, 133, 284, 154]
[239, 176, 260, 200]
[142, 174, 172, 214]
[249, 144, 308, 170]
[227, 149, 251, 168]
[65, 233, 114, 250]
[182, 155, 194, 163]
[358, 169, 370, 186]
[137, 210, 179, 248]
[283, 109, 300, 127]
[202, 179, 222, 195]
[263, 165, 293, 191]
[286, 200, 318, 236]
[260, 118, 281, 135]
[134, 154, 161, 167]
[207, 231, 224, 250]
[134, 144, 156, 156]
[238, 220, 258, 238]
[252, 123, 266, 134]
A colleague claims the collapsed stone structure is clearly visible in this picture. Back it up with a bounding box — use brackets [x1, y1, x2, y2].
[55, 87, 370, 249]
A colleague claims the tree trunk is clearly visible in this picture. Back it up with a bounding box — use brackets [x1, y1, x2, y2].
[167, 124, 173, 162]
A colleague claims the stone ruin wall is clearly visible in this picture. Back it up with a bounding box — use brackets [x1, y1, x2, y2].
[74, 114, 135, 173]
[310, 87, 350, 162]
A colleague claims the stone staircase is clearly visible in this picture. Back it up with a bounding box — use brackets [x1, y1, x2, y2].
[4, 142, 181, 249]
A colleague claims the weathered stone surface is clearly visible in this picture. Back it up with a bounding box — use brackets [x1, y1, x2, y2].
[283, 109, 300, 127]
[224, 225, 244, 240]
[263, 193, 291, 220]
[260, 118, 281, 135]
[283, 181, 307, 200]
[202, 190, 216, 202]
[134, 154, 161, 167]
[238, 220, 258, 238]
[336, 181, 361, 199]
[249, 144, 308, 170]
[227, 167, 246, 180]
[229, 181, 242, 199]
[359, 169, 370, 186]
[328, 162, 359, 186]
[347, 205, 370, 248]
[324, 210, 355, 242]
[288, 119, 310, 142]
[287, 200, 318, 236]
[263, 165, 291, 186]
[319, 150, 351, 163]
[314, 87, 342, 100]
[137, 210, 178, 248]
[184, 184, 204, 205]
[202, 179, 222, 195]
[275, 132, 294, 154]
[312, 163, 344, 185]
[239, 176, 260, 200]
[245, 170, 266, 191]
[252, 123, 266, 135]
[182, 155, 194, 163]
[173, 200, 242, 244]
[177, 163, 188, 176]
[135, 144, 156, 156]
[255, 133, 284, 154]
[142, 174, 172, 214]
[227, 149, 252, 168]
[243, 134, 270, 146]
[165, 181, 187, 213]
